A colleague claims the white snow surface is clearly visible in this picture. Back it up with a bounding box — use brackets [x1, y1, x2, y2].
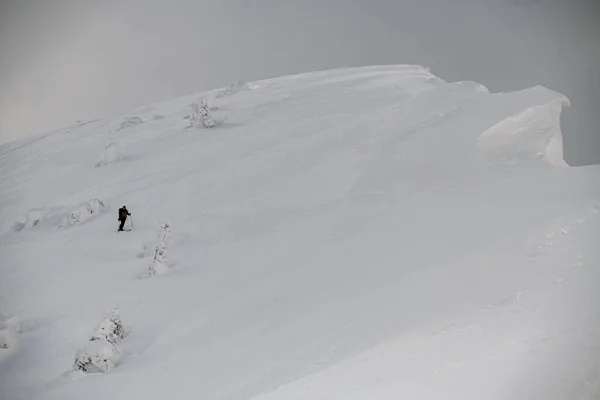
[0, 314, 19, 349]
[0, 65, 599, 400]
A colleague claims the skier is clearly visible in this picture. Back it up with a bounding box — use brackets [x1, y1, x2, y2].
[117, 206, 131, 232]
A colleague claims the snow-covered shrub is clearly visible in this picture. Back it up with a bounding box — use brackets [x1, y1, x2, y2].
[148, 251, 169, 276]
[14, 208, 48, 231]
[0, 314, 19, 349]
[119, 116, 144, 130]
[147, 221, 172, 277]
[12, 199, 107, 232]
[215, 80, 248, 99]
[67, 199, 106, 225]
[158, 220, 171, 238]
[73, 339, 120, 373]
[95, 143, 120, 167]
[90, 307, 125, 345]
[73, 307, 125, 373]
[152, 113, 165, 120]
[188, 99, 216, 129]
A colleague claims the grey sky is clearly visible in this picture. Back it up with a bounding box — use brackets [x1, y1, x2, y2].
[0, 0, 598, 165]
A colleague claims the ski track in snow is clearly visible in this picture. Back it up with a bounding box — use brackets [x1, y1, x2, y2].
[0, 65, 598, 400]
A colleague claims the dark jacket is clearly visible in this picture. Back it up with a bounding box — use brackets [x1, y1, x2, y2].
[118, 207, 130, 221]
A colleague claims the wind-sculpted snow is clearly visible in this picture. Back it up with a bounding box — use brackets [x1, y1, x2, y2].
[477, 91, 569, 167]
[95, 143, 120, 168]
[0, 65, 598, 400]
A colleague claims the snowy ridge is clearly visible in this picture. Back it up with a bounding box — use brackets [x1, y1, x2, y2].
[0, 65, 598, 400]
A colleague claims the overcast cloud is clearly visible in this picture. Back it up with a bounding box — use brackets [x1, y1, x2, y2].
[0, 0, 598, 165]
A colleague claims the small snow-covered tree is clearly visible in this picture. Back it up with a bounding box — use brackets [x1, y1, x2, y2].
[158, 220, 171, 239]
[73, 307, 125, 373]
[188, 99, 216, 129]
[73, 339, 121, 373]
[90, 307, 125, 345]
[148, 220, 172, 276]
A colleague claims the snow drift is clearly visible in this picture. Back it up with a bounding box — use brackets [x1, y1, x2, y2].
[0, 65, 598, 400]
[477, 96, 569, 167]
[95, 143, 120, 168]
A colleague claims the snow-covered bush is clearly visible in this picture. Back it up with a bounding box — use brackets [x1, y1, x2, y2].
[148, 248, 169, 276]
[11, 199, 107, 232]
[188, 99, 216, 129]
[215, 80, 248, 99]
[73, 339, 121, 373]
[90, 307, 125, 345]
[147, 221, 172, 277]
[67, 199, 106, 225]
[0, 314, 19, 349]
[158, 220, 171, 238]
[73, 307, 125, 373]
[119, 116, 144, 130]
[152, 113, 165, 120]
[95, 143, 120, 167]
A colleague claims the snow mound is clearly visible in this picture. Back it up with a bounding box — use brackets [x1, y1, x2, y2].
[11, 199, 106, 231]
[95, 142, 120, 167]
[477, 96, 569, 166]
[0, 314, 19, 349]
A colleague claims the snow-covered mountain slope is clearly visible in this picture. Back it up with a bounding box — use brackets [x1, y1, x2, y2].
[0, 65, 599, 400]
